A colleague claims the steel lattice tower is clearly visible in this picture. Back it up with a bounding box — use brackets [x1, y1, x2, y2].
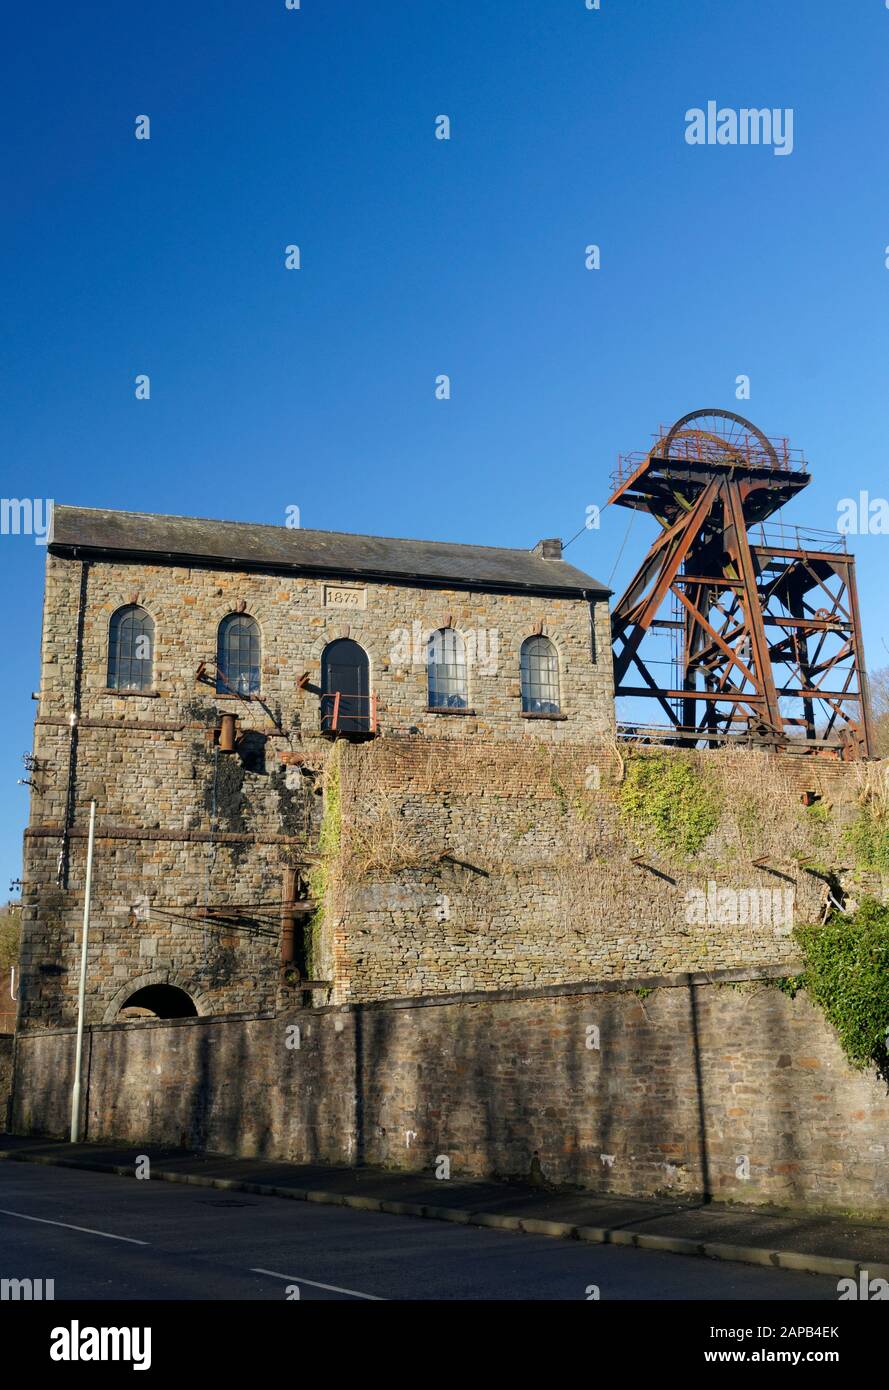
[609, 409, 873, 757]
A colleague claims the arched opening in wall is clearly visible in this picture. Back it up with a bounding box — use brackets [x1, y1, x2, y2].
[320, 638, 373, 735]
[117, 985, 198, 1020]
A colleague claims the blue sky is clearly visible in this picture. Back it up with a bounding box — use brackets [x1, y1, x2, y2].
[3, 0, 889, 892]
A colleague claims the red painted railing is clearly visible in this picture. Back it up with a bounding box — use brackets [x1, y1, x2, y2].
[321, 690, 377, 734]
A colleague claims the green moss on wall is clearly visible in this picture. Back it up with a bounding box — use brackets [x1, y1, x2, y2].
[846, 805, 889, 875]
[618, 753, 722, 858]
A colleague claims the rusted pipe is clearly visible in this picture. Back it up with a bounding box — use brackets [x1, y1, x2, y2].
[218, 713, 237, 752]
[280, 867, 297, 968]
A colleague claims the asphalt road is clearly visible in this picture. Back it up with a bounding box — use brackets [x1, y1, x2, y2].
[0, 1162, 839, 1301]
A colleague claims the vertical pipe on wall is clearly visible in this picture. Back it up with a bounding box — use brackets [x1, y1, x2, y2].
[584, 592, 597, 664]
[70, 799, 96, 1144]
[281, 866, 297, 969]
[58, 558, 90, 889]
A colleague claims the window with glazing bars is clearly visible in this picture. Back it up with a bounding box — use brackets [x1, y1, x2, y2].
[520, 635, 560, 713]
[427, 628, 467, 708]
[107, 605, 154, 691]
[217, 613, 261, 695]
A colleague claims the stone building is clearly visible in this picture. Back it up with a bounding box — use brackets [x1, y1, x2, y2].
[17, 504, 614, 1029]
[15, 506, 889, 1216]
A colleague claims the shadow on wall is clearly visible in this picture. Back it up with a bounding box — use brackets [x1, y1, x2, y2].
[393, 983, 695, 1196]
[10, 978, 889, 1215]
[327, 980, 889, 1212]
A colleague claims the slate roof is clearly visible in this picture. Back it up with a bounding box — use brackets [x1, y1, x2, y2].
[48, 505, 611, 598]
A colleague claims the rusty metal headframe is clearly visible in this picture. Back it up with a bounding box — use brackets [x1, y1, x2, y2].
[609, 409, 873, 758]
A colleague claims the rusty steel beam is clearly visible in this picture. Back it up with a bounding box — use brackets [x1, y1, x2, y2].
[610, 409, 872, 757]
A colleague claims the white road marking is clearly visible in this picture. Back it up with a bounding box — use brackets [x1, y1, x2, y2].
[250, 1266, 384, 1300]
[0, 1208, 149, 1245]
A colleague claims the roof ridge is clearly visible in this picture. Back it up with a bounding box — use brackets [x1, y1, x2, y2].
[51, 504, 557, 559]
[49, 504, 611, 595]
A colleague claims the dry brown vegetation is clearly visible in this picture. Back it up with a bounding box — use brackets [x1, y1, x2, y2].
[333, 741, 861, 885]
[0, 903, 21, 971]
[869, 666, 889, 758]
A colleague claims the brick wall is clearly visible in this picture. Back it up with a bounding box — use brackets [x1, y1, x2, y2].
[12, 971, 889, 1215]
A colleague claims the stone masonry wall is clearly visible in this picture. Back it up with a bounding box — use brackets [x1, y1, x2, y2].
[18, 549, 613, 1029]
[12, 971, 889, 1216]
[323, 738, 887, 1003]
[19, 549, 886, 1031]
[35, 550, 615, 743]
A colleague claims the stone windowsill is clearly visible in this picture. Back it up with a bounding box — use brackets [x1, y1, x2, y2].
[99, 688, 160, 698]
[423, 705, 477, 716]
[521, 710, 568, 721]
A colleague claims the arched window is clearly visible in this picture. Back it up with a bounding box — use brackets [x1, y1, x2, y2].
[321, 638, 371, 733]
[521, 635, 560, 714]
[427, 628, 467, 708]
[217, 613, 260, 695]
[107, 605, 154, 691]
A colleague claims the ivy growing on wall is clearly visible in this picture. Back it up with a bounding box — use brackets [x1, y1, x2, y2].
[846, 804, 889, 875]
[792, 898, 889, 1076]
[617, 752, 722, 857]
[307, 747, 342, 979]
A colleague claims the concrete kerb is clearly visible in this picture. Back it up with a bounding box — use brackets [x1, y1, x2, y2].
[0, 1147, 881, 1282]
[379, 1200, 428, 1218]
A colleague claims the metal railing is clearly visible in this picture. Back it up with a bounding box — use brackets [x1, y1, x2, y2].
[611, 427, 807, 492]
[751, 522, 847, 554]
[615, 720, 845, 751]
[320, 690, 378, 735]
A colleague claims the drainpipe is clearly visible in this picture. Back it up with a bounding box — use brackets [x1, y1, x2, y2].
[280, 867, 297, 970]
[583, 590, 598, 664]
[70, 799, 96, 1144]
[58, 559, 90, 888]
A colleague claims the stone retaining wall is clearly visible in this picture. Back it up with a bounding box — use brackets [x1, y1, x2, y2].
[12, 970, 889, 1215]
